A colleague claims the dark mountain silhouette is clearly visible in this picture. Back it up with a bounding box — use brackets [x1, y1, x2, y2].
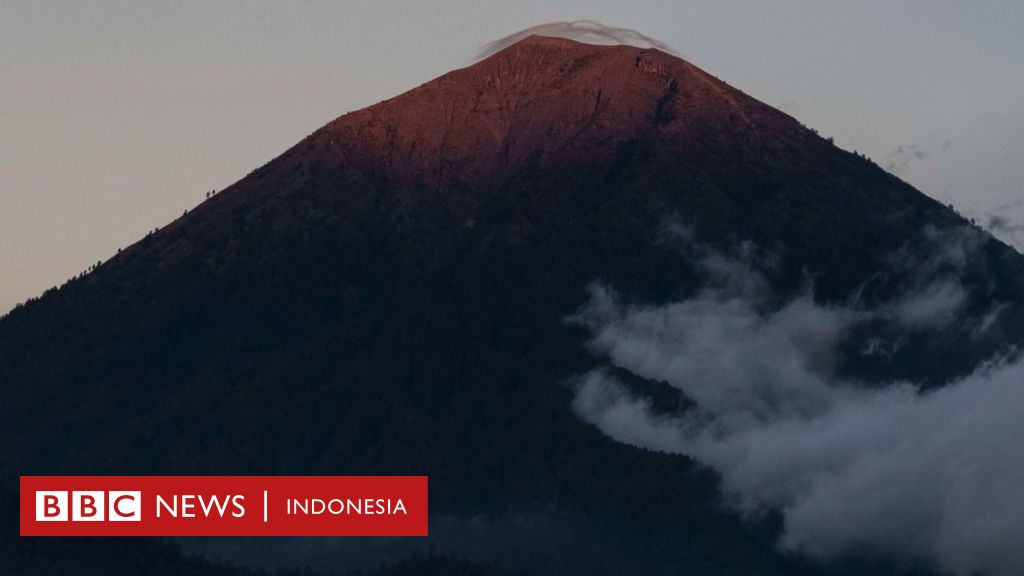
[3, 36, 1023, 575]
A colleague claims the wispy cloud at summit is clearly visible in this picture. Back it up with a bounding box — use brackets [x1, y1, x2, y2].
[479, 20, 678, 60]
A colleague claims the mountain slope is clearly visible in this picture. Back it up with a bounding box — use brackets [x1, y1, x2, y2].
[3, 36, 1023, 575]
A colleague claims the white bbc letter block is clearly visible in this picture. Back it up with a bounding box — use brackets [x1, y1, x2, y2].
[107, 491, 142, 521]
[72, 491, 106, 521]
[36, 491, 68, 521]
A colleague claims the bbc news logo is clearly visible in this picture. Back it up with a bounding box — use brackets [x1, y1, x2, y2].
[21, 476, 428, 536]
[35, 490, 141, 522]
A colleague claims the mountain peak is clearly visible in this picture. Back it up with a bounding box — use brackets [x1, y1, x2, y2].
[305, 31, 805, 206]
[475, 32, 684, 90]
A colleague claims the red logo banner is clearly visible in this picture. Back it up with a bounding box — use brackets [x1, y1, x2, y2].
[20, 476, 428, 536]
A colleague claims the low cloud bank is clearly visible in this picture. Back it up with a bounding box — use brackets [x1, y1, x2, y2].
[569, 225, 1023, 575]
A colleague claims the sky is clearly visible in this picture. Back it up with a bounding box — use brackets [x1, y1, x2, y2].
[2, 1, 1023, 313]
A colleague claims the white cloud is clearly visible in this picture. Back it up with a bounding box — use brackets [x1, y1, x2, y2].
[568, 225, 1024, 575]
[479, 20, 678, 60]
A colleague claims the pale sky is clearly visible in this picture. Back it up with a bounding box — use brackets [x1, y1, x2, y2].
[2, 1, 1022, 313]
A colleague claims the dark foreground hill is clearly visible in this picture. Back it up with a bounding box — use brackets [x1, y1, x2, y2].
[3, 36, 1022, 575]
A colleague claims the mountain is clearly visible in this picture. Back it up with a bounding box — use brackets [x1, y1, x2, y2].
[3, 35, 1023, 575]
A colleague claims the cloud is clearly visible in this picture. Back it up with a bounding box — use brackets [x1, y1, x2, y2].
[885, 144, 929, 173]
[881, 225, 980, 329]
[479, 20, 678, 60]
[981, 199, 1024, 253]
[884, 140, 953, 174]
[567, 225, 1023, 575]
